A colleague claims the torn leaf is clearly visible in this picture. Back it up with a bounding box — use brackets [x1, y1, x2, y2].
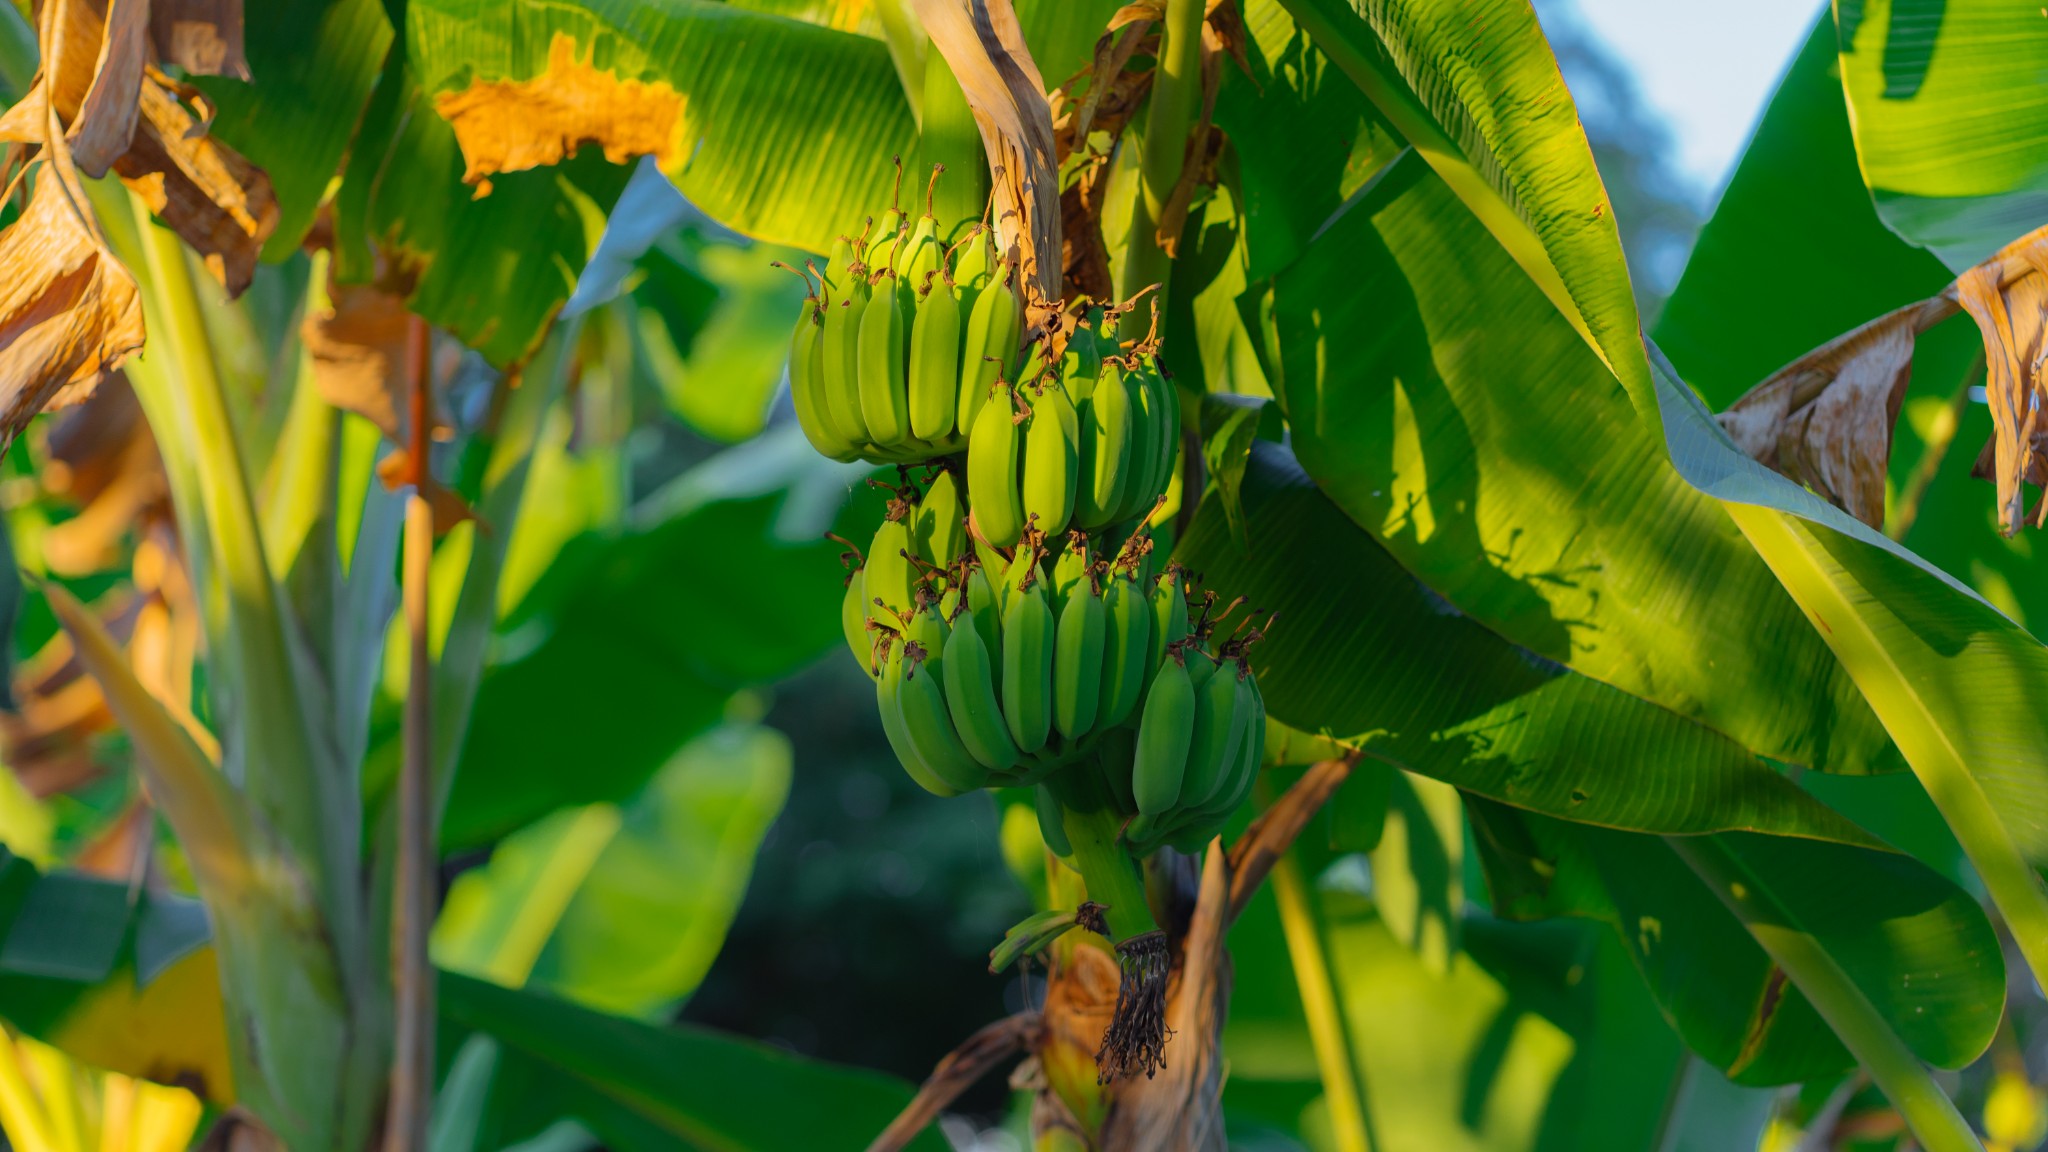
[0, 0, 150, 178]
[433, 31, 686, 187]
[113, 69, 278, 297]
[1717, 296, 1954, 530]
[150, 0, 247, 79]
[1954, 225, 2048, 535]
[0, 166, 146, 456]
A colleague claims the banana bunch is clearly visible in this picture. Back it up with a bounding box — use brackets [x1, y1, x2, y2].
[1037, 566, 1271, 858]
[786, 163, 1027, 465]
[967, 306, 1181, 549]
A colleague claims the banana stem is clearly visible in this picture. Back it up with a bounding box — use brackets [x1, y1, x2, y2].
[1052, 769, 1158, 942]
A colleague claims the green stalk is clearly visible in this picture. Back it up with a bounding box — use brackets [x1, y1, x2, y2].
[1052, 769, 1159, 942]
[1667, 837, 1984, 1152]
[1121, 0, 1205, 301]
[1272, 851, 1373, 1152]
[874, 0, 927, 123]
[128, 198, 361, 964]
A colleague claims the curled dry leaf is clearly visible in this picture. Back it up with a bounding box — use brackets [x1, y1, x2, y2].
[911, 0, 1062, 305]
[38, 371, 168, 575]
[1718, 295, 1956, 529]
[0, 0, 150, 178]
[114, 68, 278, 296]
[433, 31, 686, 197]
[150, 0, 248, 79]
[1954, 225, 2048, 535]
[0, 167, 146, 455]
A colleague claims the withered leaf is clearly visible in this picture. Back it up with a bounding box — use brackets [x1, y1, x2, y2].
[113, 68, 278, 297]
[912, 0, 1063, 305]
[432, 31, 685, 189]
[39, 372, 168, 576]
[1718, 296, 1955, 529]
[0, 165, 146, 456]
[150, 0, 248, 79]
[0, 0, 150, 178]
[1954, 225, 2048, 535]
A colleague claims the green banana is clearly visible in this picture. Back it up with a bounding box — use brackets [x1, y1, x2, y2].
[820, 277, 873, 448]
[952, 224, 995, 312]
[1197, 669, 1264, 821]
[1048, 533, 1091, 614]
[1061, 308, 1106, 402]
[842, 573, 874, 677]
[865, 514, 916, 628]
[823, 231, 859, 295]
[908, 271, 962, 442]
[898, 622, 991, 793]
[942, 607, 1022, 772]
[788, 298, 859, 461]
[1146, 567, 1189, 690]
[1132, 649, 1195, 816]
[964, 562, 1005, 689]
[912, 468, 966, 569]
[869, 162, 906, 274]
[857, 270, 911, 445]
[897, 204, 942, 285]
[1035, 782, 1073, 857]
[999, 537, 1042, 618]
[878, 638, 962, 798]
[1179, 656, 1246, 809]
[1021, 383, 1079, 539]
[957, 263, 1022, 435]
[1076, 359, 1132, 529]
[1052, 575, 1105, 741]
[1111, 364, 1157, 524]
[967, 381, 1024, 548]
[1097, 568, 1151, 729]
[1002, 572, 1056, 755]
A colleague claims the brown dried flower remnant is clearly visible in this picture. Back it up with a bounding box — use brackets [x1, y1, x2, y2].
[1954, 227, 2048, 536]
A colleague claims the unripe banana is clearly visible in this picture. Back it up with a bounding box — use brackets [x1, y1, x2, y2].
[1097, 570, 1151, 729]
[866, 515, 916, 629]
[898, 626, 991, 793]
[1197, 669, 1264, 820]
[789, 301, 859, 461]
[957, 265, 1022, 434]
[1048, 533, 1091, 614]
[942, 609, 1022, 773]
[1180, 657, 1246, 809]
[823, 232, 859, 295]
[967, 382, 1024, 548]
[1132, 650, 1196, 816]
[857, 271, 911, 445]
[869, 196, 905, 278]
[964, 563, 1005, 690]
[1021, 383, 1079, 539]
[1112, 364, 1157, 525]
[1052, 576, 1106, 741]
[1145, 568, 1189, 691]
[898, 212, 941, 283]
[1187, 646, 1220, 693]
[999, 538, 1042, 618]
[909, 274, 962, 442]
[1076, 359, 1132, 529]
[842, 574, 874, 677]
[1002, 575, 1056, 755]
[1035, 781, 1073, 857]
[878, 639, 962, 798]
[1061, 309, 1106, 402]
[1097, 724, 1138, 815]
[951, 224, 995, 312]
[912, 468, 966, 569]
[820, 285, 873, 447]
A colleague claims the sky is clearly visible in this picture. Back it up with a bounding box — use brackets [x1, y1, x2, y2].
[1546, 0, 1824, 202]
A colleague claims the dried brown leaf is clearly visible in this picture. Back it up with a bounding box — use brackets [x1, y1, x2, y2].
[39, 373, 168, 575]
[1955, 226, 2048, 535]
[303, 277, 410, 441]
[0, 165, 146, 454]
[1718, 296, 1955, 529]
[912, 0, 1063, 305]
[150, 0, 247, 79]
[432, 31, 686, 187]
[113, 69, 277, 296]
[0, 0, 149, 177]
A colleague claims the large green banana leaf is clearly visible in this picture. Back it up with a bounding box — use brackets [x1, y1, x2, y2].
[440, 971, 946, 1152]
[193, 0, 395, 260]
[1836, 0, 2048, 269]
[406, 0, 914, 258]
[1179, 444, 1881, 846]
[440, 429, 877, 848]
[1468, 797, 2003, 1085]
[434, 722, 790, 1018]
[1253, 148, 1897, 778]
